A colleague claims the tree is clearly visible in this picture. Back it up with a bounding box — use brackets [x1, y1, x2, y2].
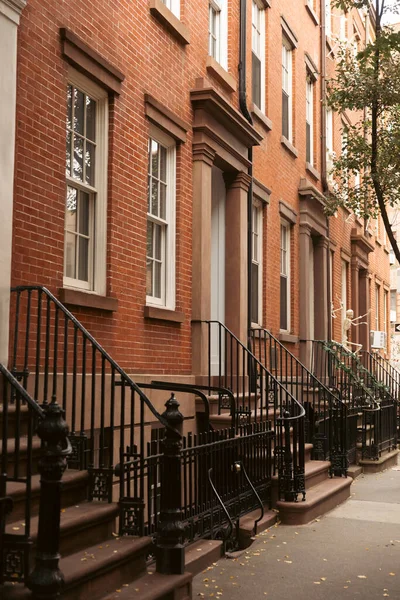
[326, 0, 400, 262]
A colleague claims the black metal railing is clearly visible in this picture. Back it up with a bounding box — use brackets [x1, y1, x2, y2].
[310, 341, 398, 462]
[250, 328, 352, 475]
[9, 286, 171, 510]
[192, 320, 306, 501]
[361, 351, 400, 403]
[0, 364, 71, 598]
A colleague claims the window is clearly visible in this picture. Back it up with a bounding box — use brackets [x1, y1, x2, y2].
[146, 128, 176, 309]
[375, 285, 380, 331]
[209, 0, 227, 69]
[325, 0, 331, 37]
[306, 73, 314, 164]
[339, 11, 347, 42]
[282, 40, 293, 141]
[341, 260, 348, 326]
[390, 290, 396, 322]
[161, 0, 180, 18]
[280, 223, 291, 331]
[65, 71, 108, 294]
[252, 1, 265, 111]
[251, 201, 263, 325]
[326, 109, 333, 153]
[384, 290, 388, 346]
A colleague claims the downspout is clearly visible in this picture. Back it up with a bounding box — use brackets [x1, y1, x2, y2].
[320, 0, 332, 343]
[238, 0, 254, 345]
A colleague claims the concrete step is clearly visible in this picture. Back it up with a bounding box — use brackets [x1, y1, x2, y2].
[5, 469, 89, 522]
[6, 501, 119, 560]
[276, 476, 352, 525]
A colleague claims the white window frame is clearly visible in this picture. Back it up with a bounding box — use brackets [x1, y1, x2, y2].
[306, 72, 314, 165]
[384, 290, 388, 348]
[252, 0, 266, 112]
[64, 69, 108, 295]
[146, 125, 176, 310]
[339, 11, 347, 42]
[326, 108, 333, 153]
[341, 259, 348, 325]
[209, 0, 227, 70]
[280, 221, 291, 332]
[282, 39, 293, 142]
[325, 0, 331, 38]
[162, 0, 180, 18]
[251, 200, 263, 326]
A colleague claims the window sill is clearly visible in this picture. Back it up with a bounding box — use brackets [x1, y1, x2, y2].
[306, 162, 321, 181]
[305, 3, 319, 25]
[59, 288, 118, 312]
[281, 136, 299, 158]
[144, 305, 185, 323]
[376, 238, 383, 247]
[206, 56, 237, 93]
[384, 246, 390, 254]
[148, 0, 190, 45]
[250, 103, 273, 131]
[278, 332, 299, 344]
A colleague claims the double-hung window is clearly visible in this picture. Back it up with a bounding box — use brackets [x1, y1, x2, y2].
[146, 128, 176, 309]
[341, 260, 348, 324]
[161, 0, 180, 18]
[325, 0, 331, 37]
[282, 40, 293, 142]
[306, 73, 314, 165]
[251, 201, 263, 325]
[280, 222, 291, 331]
[375, 285, 380, 331]
[209, 0, 227, 68]
[252, 1, 265, 112]
[65, 71, 108, 294]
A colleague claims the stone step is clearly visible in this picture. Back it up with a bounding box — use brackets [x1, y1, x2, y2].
[2, 536, 152, 600]
[100, 572, 192, 600]
[359, 448, 399, 473]
[185, 539, 223, 575]
[6, 501, 119, 560]
[276, 476, 352, 525]
[238, 507, 277, 547]
[5, 469, 89, 523]
[0, 436, 41, 477]
[0, 404, 31, 438]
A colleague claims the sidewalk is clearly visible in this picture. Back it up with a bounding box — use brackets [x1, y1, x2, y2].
[192, 461, 400, 599]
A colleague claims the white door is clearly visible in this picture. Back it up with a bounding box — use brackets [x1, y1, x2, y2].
[210, 167, 226, 375]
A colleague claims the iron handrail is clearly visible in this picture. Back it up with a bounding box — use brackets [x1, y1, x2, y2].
[0, 364, 44, 419]
[11, 286, 170, 432]
[192, 319, 303, 419]
[208, 467, 235, 546]
[251, 327, 343, 403]
[361, 351, 399, 398]
[234, 460, 264, 536]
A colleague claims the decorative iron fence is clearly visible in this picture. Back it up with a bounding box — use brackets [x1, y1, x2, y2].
[192, 320, 306, 501]
[362, 399, 397, 460]
[118, 418, 273, 550]
[250, 328, 351, 475]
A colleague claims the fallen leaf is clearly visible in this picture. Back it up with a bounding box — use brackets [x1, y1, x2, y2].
[284, 561, 292, 564]
[389, 573, 395, 576]
[320, 578, 326, 581]
[358, 575, 367, 579]
[313, 581, 321, 585]
[12, 527, 20, 531]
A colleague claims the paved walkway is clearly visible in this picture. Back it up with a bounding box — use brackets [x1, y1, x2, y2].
[192, 461, 400, 599]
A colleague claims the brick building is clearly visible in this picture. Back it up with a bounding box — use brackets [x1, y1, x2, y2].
[0, 0, 395, 597]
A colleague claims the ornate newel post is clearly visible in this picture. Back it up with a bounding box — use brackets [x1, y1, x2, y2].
[27, 400, 71, 599]
[156, 394, 185, 575]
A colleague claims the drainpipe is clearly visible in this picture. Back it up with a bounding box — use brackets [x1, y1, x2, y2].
[239, 0, 254, 344]
[320, 0, 332, 343]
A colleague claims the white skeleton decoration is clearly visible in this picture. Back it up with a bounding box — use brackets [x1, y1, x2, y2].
[331, 299, 371, 354]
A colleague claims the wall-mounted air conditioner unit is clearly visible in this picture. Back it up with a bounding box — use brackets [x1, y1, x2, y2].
[370, 330, 387, 349]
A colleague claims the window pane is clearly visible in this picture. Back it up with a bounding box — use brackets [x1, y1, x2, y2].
[85, 142, 95, 185]
[151, 180, 159, 216]
[78, 237, 89, 282]
[160, 147, 167, 182]
[160, 183, 167, 220]
[251, 262, 259, 323]
[65, 232, 76, 279]
[151, 140, 159, 177]
[154, 223, 162, 260]
[66, 130, 71, 177]
[282, 92, 289, 138]
[154, 261, 162, 298]
[306, 122, 311, 163]
[66, 186, 77, 231]
[67, 85, 72, 130]
[73, 135, 84, 181]
[280, 276, 288, 330]
[146, 259, 153, 296]
[252, 53, 261, 108]
[79, 192, 90, 236]
[74, 89, 85, 135]
[147, 221, 153, 258]
[86, 96, 96, 141]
